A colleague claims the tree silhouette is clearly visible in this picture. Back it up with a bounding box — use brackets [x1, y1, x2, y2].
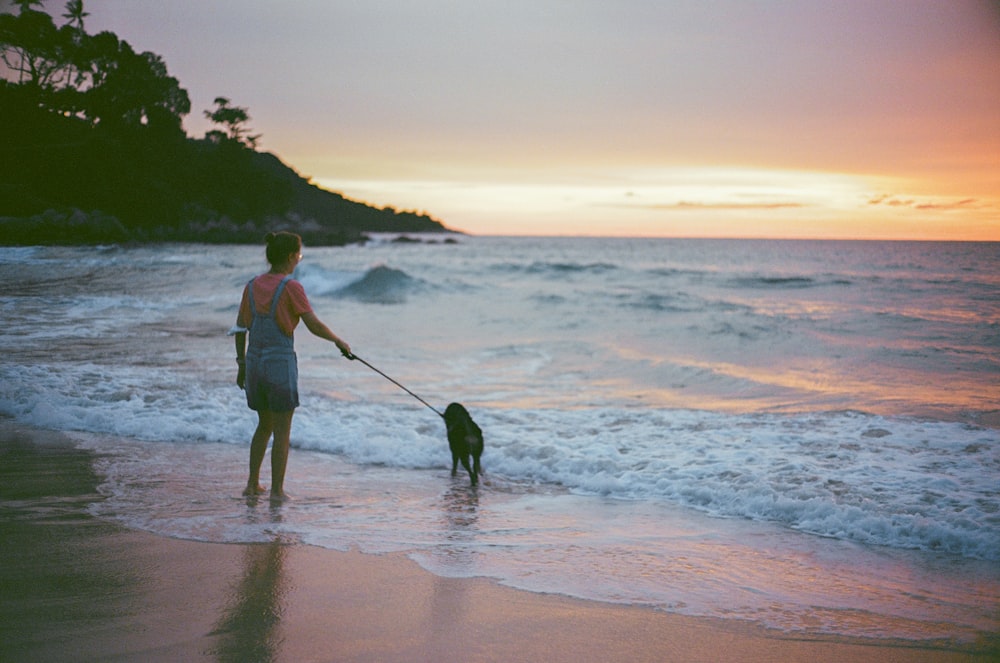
[61, 0, 88, 31]
[60, 0, 89, 89]
[0, 8, 71, 86]
[84, 40, 190, 131]
[0, 2, 190, 132]
[0, 0, 446, 244]
[204, 96, 261, 148]
[13, 0, 44, 15]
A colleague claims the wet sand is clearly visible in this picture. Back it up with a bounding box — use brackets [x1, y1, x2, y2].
[1, 421, 994, 662]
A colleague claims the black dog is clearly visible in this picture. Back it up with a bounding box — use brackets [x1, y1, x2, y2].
[443, 402, 483, 486]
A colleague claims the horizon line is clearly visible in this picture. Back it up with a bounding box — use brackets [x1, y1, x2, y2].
[375, 231, 999, 243]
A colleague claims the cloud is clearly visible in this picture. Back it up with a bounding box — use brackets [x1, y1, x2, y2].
[608, 200, 806, 212]
[867, 195, 985, 211]
[658, 201, 805, 211]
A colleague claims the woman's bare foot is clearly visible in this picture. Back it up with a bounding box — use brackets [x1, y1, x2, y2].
[243, 482, 266, 496]
[269, 489, 291, 503]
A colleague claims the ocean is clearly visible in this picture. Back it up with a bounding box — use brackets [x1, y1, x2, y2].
[1, 236, 997, 645]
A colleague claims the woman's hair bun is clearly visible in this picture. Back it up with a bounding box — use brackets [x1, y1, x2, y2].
[263, 231, 302, 266]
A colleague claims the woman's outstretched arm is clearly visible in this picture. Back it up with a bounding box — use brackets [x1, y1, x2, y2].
[301, 311, 352, 357]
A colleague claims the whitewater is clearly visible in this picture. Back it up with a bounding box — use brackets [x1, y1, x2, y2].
[1, 236, 997, 644]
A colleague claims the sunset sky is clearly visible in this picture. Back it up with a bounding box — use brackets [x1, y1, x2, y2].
[29, 1, 1000, 239]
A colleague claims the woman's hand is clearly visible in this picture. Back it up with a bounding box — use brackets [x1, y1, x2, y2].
[237, 362, 246, 389]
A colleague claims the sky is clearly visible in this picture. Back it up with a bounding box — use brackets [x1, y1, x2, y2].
[14, 1, 1000, 239]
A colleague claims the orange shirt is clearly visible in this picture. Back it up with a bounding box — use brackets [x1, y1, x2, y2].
[237, 273, 313, 337]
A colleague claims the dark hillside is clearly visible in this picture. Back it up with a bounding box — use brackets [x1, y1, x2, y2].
[1, 84, 448, 245]
[0, 4, 448, 246]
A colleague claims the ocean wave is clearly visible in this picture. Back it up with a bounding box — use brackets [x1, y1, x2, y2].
[646, 267, 705, 278]
[3, 360, 996, 561]
[641, 267, 854, 293]
[490, 261, 618, 277]
[336, 264, 420, 304]
[616, 291, 747, 314]
[479, 409, 1000, 561]
[726, 275, 820, 289]
[309, 405, 1000, 562]
[5, 239, 1000, 567]
[296, 263, 423, 304]
[0, 246, 45, 264]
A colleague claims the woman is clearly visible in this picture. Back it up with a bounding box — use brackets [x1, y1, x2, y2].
[231, 232, 352, 500]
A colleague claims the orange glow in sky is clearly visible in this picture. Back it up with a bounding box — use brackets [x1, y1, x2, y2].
[74, 0, 1000, 239]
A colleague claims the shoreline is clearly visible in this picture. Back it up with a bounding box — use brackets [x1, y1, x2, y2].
[2, 421, 995, 662]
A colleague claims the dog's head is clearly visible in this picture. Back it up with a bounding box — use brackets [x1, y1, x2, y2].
[443, 402, 469, 432]
[444, 402, 484, 451]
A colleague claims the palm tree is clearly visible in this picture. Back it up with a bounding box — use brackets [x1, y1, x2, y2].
[61, 0, 90, 89]
[62, 0, 88, 31]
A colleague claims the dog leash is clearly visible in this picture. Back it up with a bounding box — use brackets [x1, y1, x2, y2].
[347, 353, 445, 418]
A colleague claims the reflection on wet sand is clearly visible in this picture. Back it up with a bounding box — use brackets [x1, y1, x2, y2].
[426, 483, 480, 654]
[439, 482, 481, 571]
[210, 541, 287, 663]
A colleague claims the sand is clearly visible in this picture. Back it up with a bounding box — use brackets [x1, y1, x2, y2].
[1, 421, 994, 662]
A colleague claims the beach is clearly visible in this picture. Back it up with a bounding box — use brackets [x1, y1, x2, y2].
[2, 239, 998, 657]
[2, 421, 993, 663]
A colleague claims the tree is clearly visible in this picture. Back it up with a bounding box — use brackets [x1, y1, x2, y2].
[0, 8, 72, 87]
[1, 2, 189, 131]
[84, 39, 190, 131]
[61, 0, 88, 31]
[13, 0, 44, 14]
[60, 0, 88, 88]
[204, 96, 261, 148]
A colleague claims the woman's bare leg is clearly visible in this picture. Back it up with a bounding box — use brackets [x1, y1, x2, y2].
[269, 410, 295, 500]
[244, 410, 274, 495]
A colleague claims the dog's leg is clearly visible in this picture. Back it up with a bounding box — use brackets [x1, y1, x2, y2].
[451, 452, 460, 477]
[459, 455, 476, 486]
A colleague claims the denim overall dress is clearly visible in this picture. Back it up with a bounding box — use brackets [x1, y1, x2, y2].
[245, 275, 299, 411]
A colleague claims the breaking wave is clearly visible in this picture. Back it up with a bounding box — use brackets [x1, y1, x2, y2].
[296, 263, 422, 304]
